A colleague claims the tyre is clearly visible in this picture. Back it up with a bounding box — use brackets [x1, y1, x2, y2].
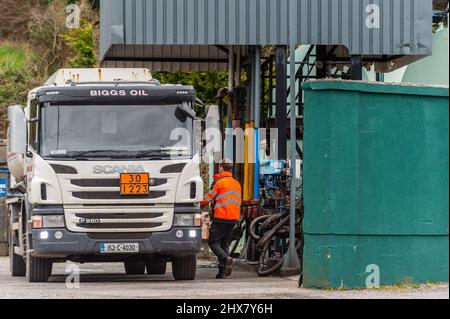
[9, 209, 26, 277]
[26, 253, 52, 283]
[146, 260, 167, 275]
[172, 255, 197, 281]
[124, 261, 146, 275]
[9, 232, 25, 277]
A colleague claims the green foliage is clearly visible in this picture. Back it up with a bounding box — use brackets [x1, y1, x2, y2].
[0, 45, 39, 107]
[60, 21, 97, 68]
[0, 44, 43, 138]
[0, 67, 36, 107]
[0, 45, 26, 71]
[154, 71, 228, 105]
[433, 23, 448, 33]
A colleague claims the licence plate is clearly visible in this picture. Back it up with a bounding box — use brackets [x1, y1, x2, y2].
[120, 173, 149, 195]
[100, 243, 139, 254]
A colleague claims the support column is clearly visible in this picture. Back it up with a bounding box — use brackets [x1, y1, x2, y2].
[316, 45, 327, 79]
[281, 0, 301, 276]
[225, 46, 235, 161]
[351, 55, 363, 80]
[275, 46, 287, 161]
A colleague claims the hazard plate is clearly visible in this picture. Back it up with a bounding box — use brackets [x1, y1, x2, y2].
[120, 173, 149, 195]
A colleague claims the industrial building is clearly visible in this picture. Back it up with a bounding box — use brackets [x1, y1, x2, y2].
[97, 0, 449, 288]
[1, 0, 435, 289]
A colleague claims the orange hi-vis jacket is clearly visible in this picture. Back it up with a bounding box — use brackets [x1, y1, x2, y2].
[200, 171, 242, 222]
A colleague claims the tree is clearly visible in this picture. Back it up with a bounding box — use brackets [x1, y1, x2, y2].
[60, 21, 97, 68]
[154, 71, 228, 105]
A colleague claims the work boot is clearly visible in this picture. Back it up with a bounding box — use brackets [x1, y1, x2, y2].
[216, 267, 226, 279]
[216, 272, 226, 279]
[224, 257, 233, 277]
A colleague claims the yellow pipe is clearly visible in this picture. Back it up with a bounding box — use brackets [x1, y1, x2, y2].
[248, 122, 254, 200]
[243, 122, 250, 201]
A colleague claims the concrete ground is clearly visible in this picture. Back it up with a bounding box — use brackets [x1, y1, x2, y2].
[0, 257, 447, 299]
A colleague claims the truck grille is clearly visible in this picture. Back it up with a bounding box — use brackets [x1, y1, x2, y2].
[75, 212, 163, 219]
[70, 178, 167, 187]
[71, 191, 166, 200]
[76, 222, 163, 229]
[64, 206, 174, 233]
[65, 177, 170, 203]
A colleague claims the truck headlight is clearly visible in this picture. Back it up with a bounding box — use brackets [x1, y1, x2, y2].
[173, 214, 194, 227]
[194, 213, 202, 227]
[42, 215, 65, 228]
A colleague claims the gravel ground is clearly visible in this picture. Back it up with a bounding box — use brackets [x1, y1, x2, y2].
[0, 257, 447, 299]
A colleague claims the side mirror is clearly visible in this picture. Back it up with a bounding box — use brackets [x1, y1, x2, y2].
[177, 102, 196, 119]
[8, 105, 27, 154]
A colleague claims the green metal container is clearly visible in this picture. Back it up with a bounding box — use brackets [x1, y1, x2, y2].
[302, 80, 449, 289]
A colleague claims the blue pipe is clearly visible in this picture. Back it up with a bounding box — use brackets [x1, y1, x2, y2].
[253, 128, 260, 199]
[253, 46, 261, 200]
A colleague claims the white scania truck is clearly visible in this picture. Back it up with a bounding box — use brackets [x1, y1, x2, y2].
[7, 68, 203, 282]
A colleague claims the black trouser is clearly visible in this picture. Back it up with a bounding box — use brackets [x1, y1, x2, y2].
[209, 221, 236, 271]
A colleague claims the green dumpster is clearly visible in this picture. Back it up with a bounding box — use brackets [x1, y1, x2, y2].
[302, 80, 449, 289]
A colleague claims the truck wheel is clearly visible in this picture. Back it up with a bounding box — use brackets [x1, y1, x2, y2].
[124, 261, 146, 275]
[26, 253, 52, 283]
[172, 255, 197, 280]
[146, 260, 167, 275]
[9, 232, 25, 277]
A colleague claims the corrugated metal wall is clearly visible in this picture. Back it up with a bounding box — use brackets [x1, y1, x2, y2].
[100, 0, 433, 61]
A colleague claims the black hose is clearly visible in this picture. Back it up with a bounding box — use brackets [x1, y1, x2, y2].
[248, 214, 271, 241]
[257, 239, 285, 277]
[227, 218, 247, 257]
[256, 212, 303, 277]
[249, 212, 287, 243]
[260, 212, 286, 232]
[257, 232, 303, 277]
[257, 215, 290, 250]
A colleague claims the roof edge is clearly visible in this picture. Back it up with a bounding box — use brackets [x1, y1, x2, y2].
[302, 80, 449, 97]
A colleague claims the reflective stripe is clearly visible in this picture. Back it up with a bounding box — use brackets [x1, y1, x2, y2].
[215, 190, 242, 201]
[214, 198, 241, 209]
[204, 190, 217, 203]
[207, 190, 217, 197]
[204, 196, 214, 203]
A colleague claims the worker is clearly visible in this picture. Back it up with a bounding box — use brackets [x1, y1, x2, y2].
[201, 158, 242, 279]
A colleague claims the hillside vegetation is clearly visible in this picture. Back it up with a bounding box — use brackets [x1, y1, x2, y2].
[0, 0, 228, 139]
[0, 0, 99, 138]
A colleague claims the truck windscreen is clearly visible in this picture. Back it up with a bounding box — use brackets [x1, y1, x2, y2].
[39, 104, 193, 159]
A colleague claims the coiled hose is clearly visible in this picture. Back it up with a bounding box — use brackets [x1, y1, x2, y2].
[248, 211, 303, 277]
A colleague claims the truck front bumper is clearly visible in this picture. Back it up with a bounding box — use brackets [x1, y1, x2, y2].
[31, 227, 202, 259]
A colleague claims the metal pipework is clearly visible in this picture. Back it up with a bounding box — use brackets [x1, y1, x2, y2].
[225, 46, 235, 161]
[235, 46, 241, 87]
[228, 46, 235, 91]
[253, 46, 261, 200]
[281, 0, 301, 275]
[275, 46, 288, 161]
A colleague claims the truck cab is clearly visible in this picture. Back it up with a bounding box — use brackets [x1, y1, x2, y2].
[7, 68, 203, 282]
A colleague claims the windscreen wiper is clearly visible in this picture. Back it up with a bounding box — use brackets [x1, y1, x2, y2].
[65, 150, 132, 158]
[133, 149, 171, 159]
